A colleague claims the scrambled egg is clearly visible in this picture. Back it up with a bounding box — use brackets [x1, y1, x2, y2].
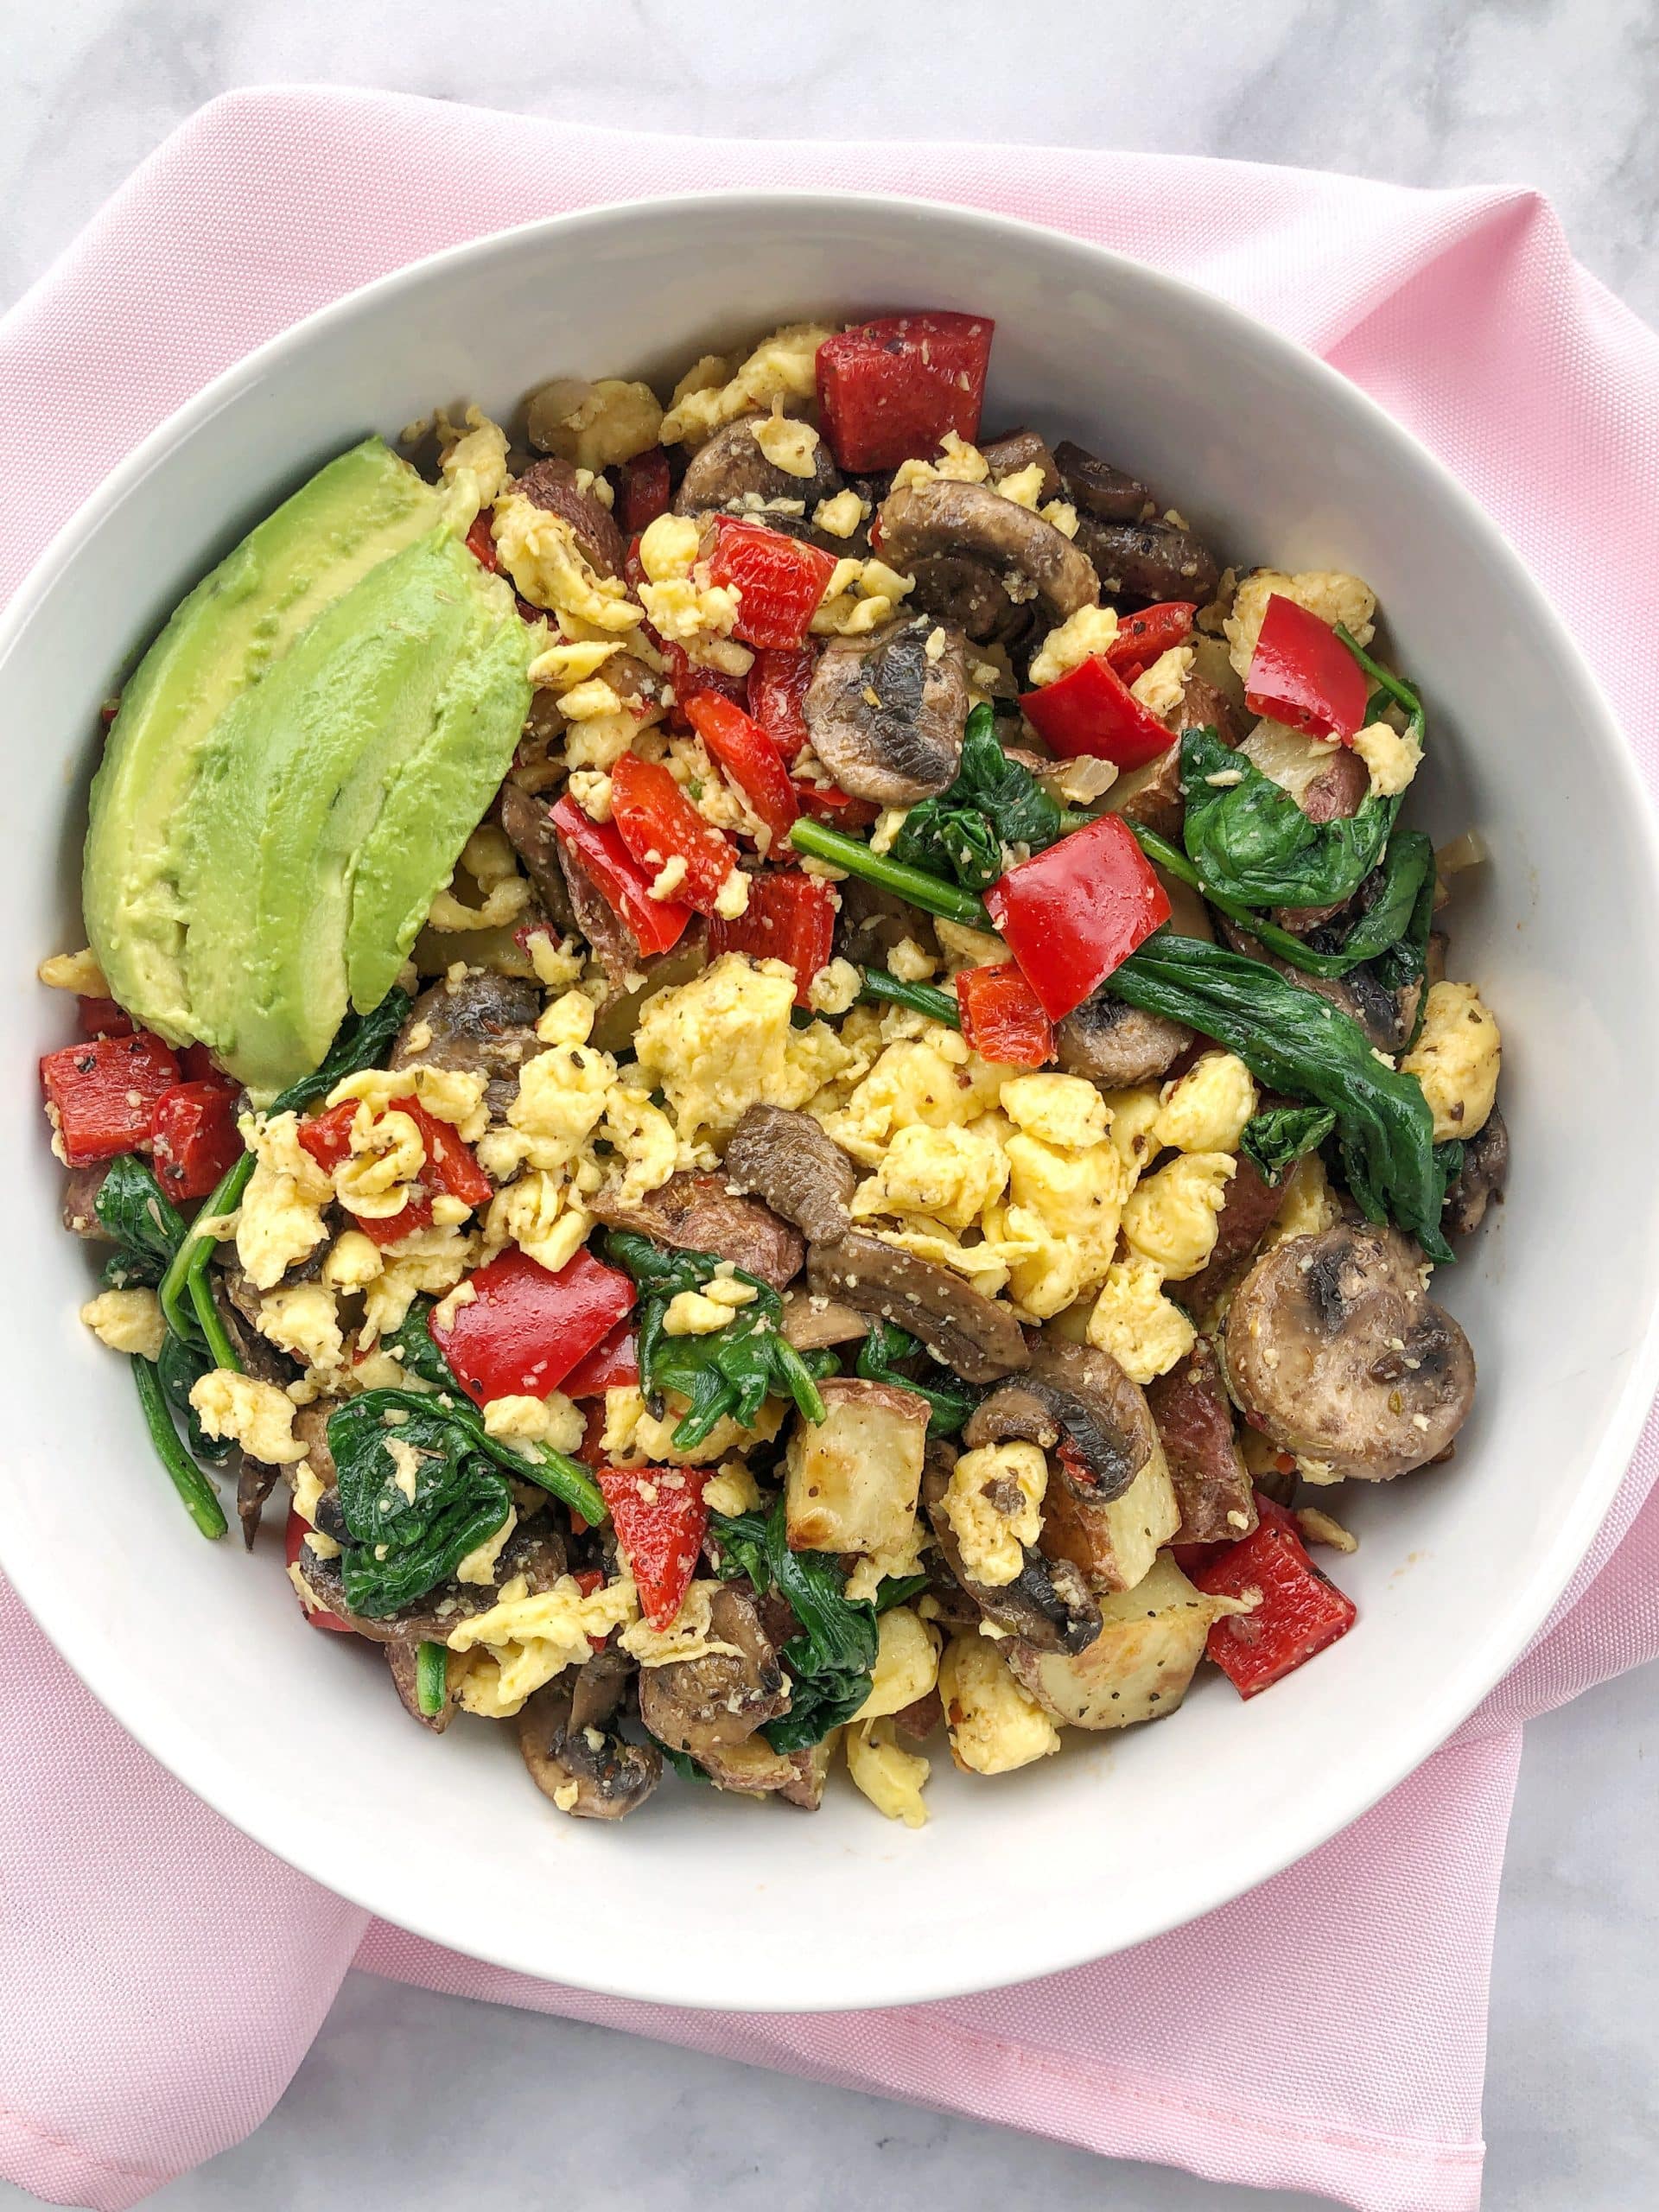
[491, 493, 638, 632]
[508, 997, 616, 1171]
[79, 1287, 165, 1359]
[1086, 1255, 1197, 1383]
[1130, 645, 1196, 722]
[943, 1440, 1047, 1586]
[448, 1571, 640, 1718]
[1261, 1150, 1341, 1249]
[1224, 568, 1376, 681]
[939, 1636, 1060, 1775]
[435, 404, 510, 508]
[1099, 1086, 1165, 1185]
[620, 1579, 744, 1668]
[663, 1275, 758, 1336]
[526, 377, 663, 471]
[236, 1110, 333, 1289]
[810, 555, 915, 638]
[820, 1028, 1008, 1165]
[480, 1392, 584, 1454]
[635, 512, 751, 677]
[485, 1168, 593, 1275]
[852, 1606, 941, 1723]
[189, 1370, 306, 1465]
[334, 1101, 424, 1222]
[38, 947, 108, 995]
[814, 487, 864, 537]
[1402, 981, 1501, 1141]
[845, 1722, 931, 1828]
[1155, 1052, 1256, 1156]
[256, 1282, 344, 1376]
[1121, 1152, 1235, 1280]
[892, 429, 989, 490]
[702, 1459, 764, 1517]
[842, 1517, 929, 1604]
[1027, 604, 1119, 688]
[329, 1063, 489, 1144]
[1352, 718, 1422, 798]
[1001, 1071, 1109, 1151]
[454, 1507, 518, 1587]
[850, 1118, 1010, 1232]
[359, 1222, 477, 1341]
[658, 323, 833, 448]
[752, 407, 823, 478]
[632, 953, 849, 1155]
[600, 1384, 785, 1468]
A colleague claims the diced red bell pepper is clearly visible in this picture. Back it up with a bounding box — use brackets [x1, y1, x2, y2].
[709, 869, 838, 1007]
[41, 1030, 180, 1166]
[285, 1506, 353, 1632]
[1105, 601, 1197, 685]
[1191, 1491, 1357, 1698]
[358, 1192, 435, 1247]
[430, 1246, 636, 1407]
[791, 779, 880, 830]
[464, 510, 500, 573]
[391, 1096, 492, 1211]
[620, 448, 672, 537]
[953, 963, 1055, 1067]
[76, 995, 134, 1039]
[296, 1098, 357, 1174]
[560, 1322, 640, 1398]
[549, 792, 693, 957]
[985, 813, 1171, 1024]
[703, 517, 836, 652]
[150, 1081, 245, 1203]
[817, 310, 995, 471]
[747, 645, 815, 755]
[179, 1041, 232, 1086]
[571, 1567, 606, 1599]
[597, 1462, 709, 1631]
[610, 750, 744, 918]
[684, 691, 799, 850]
[1020, 653, 1174, 770]
[1244, 594, 1369, 743]
[659, 630, 750, 712]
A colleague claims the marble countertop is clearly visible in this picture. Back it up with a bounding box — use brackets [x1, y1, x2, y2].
[3, 5, 1656, 2207]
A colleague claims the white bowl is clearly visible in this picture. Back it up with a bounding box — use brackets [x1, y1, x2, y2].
[3, 193, 1657, 2013]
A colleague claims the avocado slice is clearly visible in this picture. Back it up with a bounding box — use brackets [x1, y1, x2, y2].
[173, 529, 532, 1096]
[84, 437, 445, 1047]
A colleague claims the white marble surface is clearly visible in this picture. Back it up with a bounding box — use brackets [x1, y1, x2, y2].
[3, 4, 1657, 2206]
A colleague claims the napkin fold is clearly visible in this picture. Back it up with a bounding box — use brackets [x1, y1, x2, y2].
[3, 86, 1658, 2212]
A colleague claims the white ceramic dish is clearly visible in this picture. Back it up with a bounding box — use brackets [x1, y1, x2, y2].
[3, 193, 1658, 2013]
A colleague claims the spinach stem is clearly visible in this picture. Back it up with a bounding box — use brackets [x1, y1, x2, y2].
[416, 1641, 448, 1716]
[159, 1153, 252, 1343]
[858, 968, 962, 1027]
[187, 1263, 240, 1373]
[786, 819, 993, 929]
[132, 1356, 228, 1540]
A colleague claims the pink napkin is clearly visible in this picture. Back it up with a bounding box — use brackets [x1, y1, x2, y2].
[3, 86, 1658, 2212]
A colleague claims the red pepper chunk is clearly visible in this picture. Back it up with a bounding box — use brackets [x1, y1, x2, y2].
[430, 1246, 635, 1407]
[560, 1322, 640, 1398]
[620, 448, 671, 537]
[1019, 653, 1174, 770]
[151, 1081, 245, 1203]
[985, 814, 1170, 1024]
[747, 645, 814, 755]
[791, 779, 880, 830]
[1244, 594, 1369, 743]
[41, 1030, 179, 1166]
[1191, 1492, 1357, 1699]
[464, 510, 500, 573]
[285, 1506, 353, 1632]
[709, 870, 837, 1007]
[77, 996, 134, 1039]
[597, 1463, 709, 1631]
[684, 691, 799, 850]
[548, 792, 693, 957]
[953, 963, 1055, 1067]
[1105, 601, 1197, 685]
[358, 1192, 435, 1248]
[296, 1098, 357, 1173]
[391, 1096, 492, 1210]
[816, 311, 995, 471]
[703, 518, 836, 651]
[610, 751, 744, 918]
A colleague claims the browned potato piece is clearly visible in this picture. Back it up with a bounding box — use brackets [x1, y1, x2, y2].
[1006, 1554, 1245, 1729]
[785, 1377, 931, 1554]
[1039, 1440, 1180, 1596]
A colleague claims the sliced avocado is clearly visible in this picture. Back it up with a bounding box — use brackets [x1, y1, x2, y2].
[174, 530, 531, 1096]
[347, 601, 533, 1014]
[84, 437, 444, 1045]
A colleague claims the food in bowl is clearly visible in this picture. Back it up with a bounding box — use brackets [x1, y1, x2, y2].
[41, 308, 1504, 1828]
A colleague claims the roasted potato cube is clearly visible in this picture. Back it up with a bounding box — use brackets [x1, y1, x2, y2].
[785, 1376, 930, 1554]
[1039, 1440, 1180, 1596]
[1006, 1552, 1247, 1729]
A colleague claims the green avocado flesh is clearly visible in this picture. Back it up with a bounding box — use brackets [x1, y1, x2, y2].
[82, 436, 534, 1097]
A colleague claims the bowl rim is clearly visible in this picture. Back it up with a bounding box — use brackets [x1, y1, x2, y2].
[4, 186, 1659, 2012]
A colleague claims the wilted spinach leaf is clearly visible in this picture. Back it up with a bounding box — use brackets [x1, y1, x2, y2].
[269, 987, 415, 1119]
[605, 1230, 827, 1450]
[893, 702, 1065, 892]
[327, 1389, 513, 1618]
[95, 1155, 187, 1288]
[709, 1501, 880, 1751]
[1239, 1103, 1337, 1187]
[856, 1319, 978, 1438]
[1181, 725, 1398, 912]
[156, 1328, 232, 1465]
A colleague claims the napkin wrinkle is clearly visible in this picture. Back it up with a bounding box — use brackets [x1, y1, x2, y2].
[3, 86, 1658, 2212]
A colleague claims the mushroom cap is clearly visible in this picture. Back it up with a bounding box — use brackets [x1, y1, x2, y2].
[1222, 1224, 1476, 1481]
[804, 616, 969, 806]
[877, 480, 1099, 623]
